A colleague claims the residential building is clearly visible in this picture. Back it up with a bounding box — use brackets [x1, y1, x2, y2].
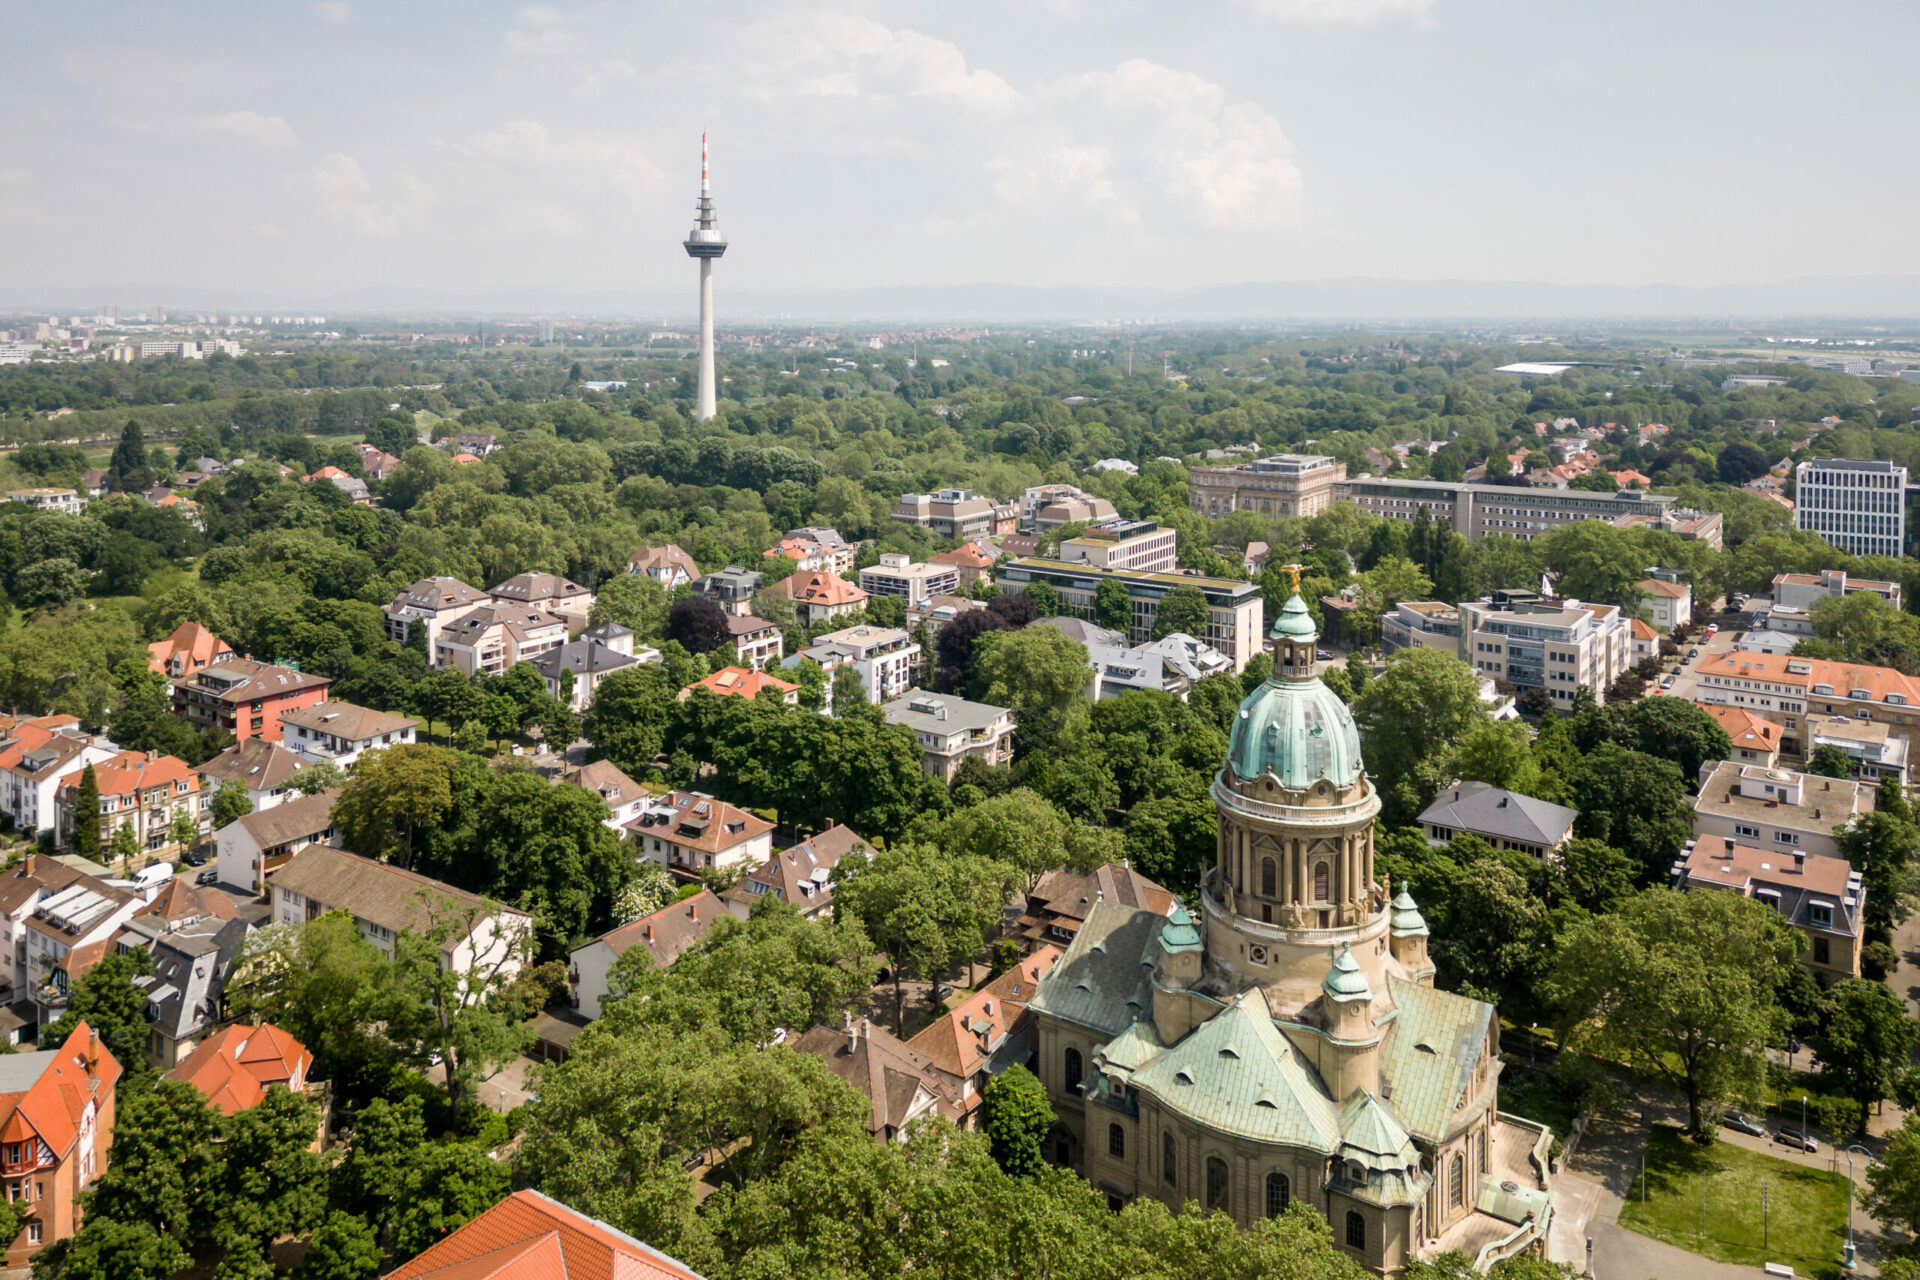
[352, 443, 399, 480]
[130, 912, 251, 1070]
[0, 1022, 121, 1267]
[882, 691, 1016, 781]
[786, 526, 853, 569]
[689, 566, 763, 616]
[860, 554, 962, 608]
[433, 604, 568, 676]
[27, 880, 142, 1027]
[1417, 782, 1577, 860]
[1025, 587, 1548, 1274]
[1772, 569, 1902, 613]
[625, 792, 774, 875]
[1806, 713, 1911, 787]
[907, 593, 986, 639]
[530, 627, 653, 713]
[1756, 603, 1815, 637]
[792, 1018, 954, 1143]
[806, 625, 919, 704]
[0, 721, 120, 840]
[1026, 486, 1118, 533]
[1610, 507, 1725, 550]
[278, 702, 418, 768]
[78, 470, 107, 499]
[928, 541, 998, 591]
[165, 1022, 313, 1115]
[145, 621, 233, 684]
[905, 945, 1065, 1127]
[448, 432, 500, 457]
[1379, 601, 1464, 657]
[1629, 618, 1659, 660]
[216, 788, 343, 895]
[570, 891, 724, 1020]
[767, 535, 850, 575]
[1699, 705, 1782, 768]
[1187, 453, 1346, 519]
[303, 466, 371, 504]
[893, 488, 1001, 541]
[1795, 458, 1908, 558]
[996, 559, 1267, 671]
[766, 569, 869, 627]
[556, 760, 649, 831]
[1068, 628, 1235, 702]
[383, 576, 488, 647]
[1058, 519, 1178, 574]
[1634, 574, 1692, 631]
[385, 1189, 707, 1280]
[1694, 650, 1920, 759]
[1457, 591, 1633, 709]
[198, 740, 309, 814]
[1340, 476, 1676, 543]
[55, 751, 201, 861]
[4, 488, 82, 515]
[723, 614, 784, 671]
[172, 659, 332, 743]
[680, 666, 799, 705]
[267, 846, 531, 978]
[1691, 761, 1873, 861]
[1737, 628, 1804, 656]
[626, 543, 701, 588]
[721, 824, 873, 922]
[487, 571, 594, 625]
[1672, 836, 1864, 983]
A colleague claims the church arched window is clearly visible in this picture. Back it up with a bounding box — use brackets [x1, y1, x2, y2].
[1449, 1153, 1464, 1208]
[1261, 857, 1277, 897]
[1346, 1211, 1366, 1250]
[1205, 1157, 1228, 1210]
[1065, 1048, 1083, 1096]
[1265, 1172, 1289, 1218]
[1313, 861, 1330, 901]
[1163, 1132, 1176, 1186]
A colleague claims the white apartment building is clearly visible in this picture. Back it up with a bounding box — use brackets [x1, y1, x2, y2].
[860, 554, 962, 608]
[1691, 761, 1873, 862]
[433, 604, 568, 676]
[995, 559, 1267, 671]
[0, 720, 120, 840]
[1635, 575, 1692, 631]
[882, 691, 1017, 782]
[1772, 570, 1902, 613]
[1795, 458, 1908, 559]
[808, 625, 921, 704]
[383, 576, 489, 648]
[5, 489, 82, 516]
[278, 702, 419, 768]
[1457, 591, 1633, 709]
[626, 791, 775, 874]
[1057, 519, 1178, 574]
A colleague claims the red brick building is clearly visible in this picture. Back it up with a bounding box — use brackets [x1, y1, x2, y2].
[171, 659, 331, 744]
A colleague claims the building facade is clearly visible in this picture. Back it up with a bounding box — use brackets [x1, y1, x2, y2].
[1188, 454, 1347, 520]
[1772, 570, 1902, 613]
[860, 555, 962, 608]
[1455, 593, 1632, 709]
[893, 489, 1005, 541]
[1058, 520, 1179, 574]
[1690, 761, 1873, 862]
[1794, 458, 1908, 559]
[1026, 591, 1551, 1276]
[882, 691, 1017, 781]
[997, 558, 1266, 672]
[1694, 649, 1920, 761]
[172, 660, 332, 744]
[1673, 836, 1864, 984]
[1341, 478, 1675, 544]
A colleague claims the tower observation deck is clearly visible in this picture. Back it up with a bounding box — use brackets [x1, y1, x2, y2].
[683, 133, 726, 420]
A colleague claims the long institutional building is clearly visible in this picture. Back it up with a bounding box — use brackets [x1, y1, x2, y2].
[998, 558, 1266, 671]
[1382, 591, 1633, 709]
[1027, 590, 1553, 1274]
[1793, 458, 1909, 559]
[1190, 454, 1722, 548]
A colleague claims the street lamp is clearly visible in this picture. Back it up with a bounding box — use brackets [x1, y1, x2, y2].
[1842, 1143, 1875, 1270]
[1531, 1022, 1537, 1070]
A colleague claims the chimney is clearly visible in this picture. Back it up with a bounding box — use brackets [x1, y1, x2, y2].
[86, 1028, 100, 1079]
[687, 901, 699, 921]
[21, 854, 34, 879]
[1794, 851, 1806, 873]
[642, 923, 652, 942]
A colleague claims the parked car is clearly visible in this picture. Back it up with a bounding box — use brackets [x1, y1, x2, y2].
[196, 868, 219, 886]
[181, 848, 207, 867]
[1316, 649, 1334, 661]
[1688, 648, 1701, 660]
[1660, 675, 1676, 689]
[1705, 624, 1719, 636]
[1776, 1127, 1818, 1153]
[1723, 1110, 1767, 1138]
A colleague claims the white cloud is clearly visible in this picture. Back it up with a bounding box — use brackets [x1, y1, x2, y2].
[755, 14, 1019, 110]
[0, 169, 29, 184]
[202, 110, 300, 148]
[1049, 59, 1303, 231]
[504, 6, 582, 55]
[253, 222, 288, 238]
[314, 153, 430, 236]
[468, 121, 663, 206]
[313, 1, 353, 23]
[1234, 0, 1433, 24]
[577, 58, 636, 94]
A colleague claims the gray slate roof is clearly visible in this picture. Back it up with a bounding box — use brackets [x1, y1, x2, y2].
[1418, 781, 1577, 847]
[1024, 900, 1161, 1036]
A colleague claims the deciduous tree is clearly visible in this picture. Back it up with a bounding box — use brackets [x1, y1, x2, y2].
[981, 1064, 1053, 1177]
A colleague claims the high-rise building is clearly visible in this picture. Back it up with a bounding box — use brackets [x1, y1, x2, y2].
[682, 133, 726, 421]
[1794, 458, 1908, 559]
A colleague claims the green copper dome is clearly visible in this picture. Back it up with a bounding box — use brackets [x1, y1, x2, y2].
[1322, 942, 1372, 1001]
[1225, 594, 1364, 789]
[1390, 882, 1429, 937]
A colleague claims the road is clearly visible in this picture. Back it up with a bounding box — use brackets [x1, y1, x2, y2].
[1655, 619, 1742, 705]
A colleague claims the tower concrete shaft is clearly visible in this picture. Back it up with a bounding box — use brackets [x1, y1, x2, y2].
[682, 133, 727, 421]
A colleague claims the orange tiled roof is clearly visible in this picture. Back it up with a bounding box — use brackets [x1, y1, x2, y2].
[1698, 649, 1920, 706]
[930, 542, 996, 570]
[774, 570, 867, 608]
[58, 750, 198, 801]
[1636, 578, 1689, 599]
[0, 1023, 121, 1159]
[165, 1022, 312, 1115]
[1630, 618, 1658, 641]
[385, 1188, 705, 1280]
[1697, 703, 1779, 754]
[683, 667, 797, 700]
[147, 621, 232, 675]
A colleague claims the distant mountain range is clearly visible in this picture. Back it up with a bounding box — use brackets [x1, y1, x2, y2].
[13, 274, 1920, 323]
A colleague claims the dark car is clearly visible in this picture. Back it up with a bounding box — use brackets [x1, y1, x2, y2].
[196, 868, 219, 886]
[1688, 648, 1701, 660]
[1316, 649, 1334, 661]
[181, 848, 207, 867]
[1722, 1110, 1767, 1138]
[1776, 1127, 1818, 1152]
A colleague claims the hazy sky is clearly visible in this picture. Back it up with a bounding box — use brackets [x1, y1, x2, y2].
[5, 0, 1917, 304]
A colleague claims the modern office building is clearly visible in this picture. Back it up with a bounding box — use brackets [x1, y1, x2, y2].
[891, 488, 1011, 541]
[1340, 477, 1676, 544]
[1057, 519, 1179, 574]
[1772, 569, 1902, 613]
[1187, 453, 1346, 519]
[1794, 458, 1908, 558]
[998, 559, 1267, 671]
[859, 554, 962, 608]
[1456, 591, 1633, 708]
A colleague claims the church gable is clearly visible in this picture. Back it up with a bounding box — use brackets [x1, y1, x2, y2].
[1130, 991, 1341, 1151]
[1378, 977, 1496, 1143]
[1027, 901, 1161, 1037]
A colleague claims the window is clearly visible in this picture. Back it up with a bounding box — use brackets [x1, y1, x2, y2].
[1346, 1211, 1366, 1250]
[1163, 1132, 1177, 1186]
[27, 1223, 39, 1244]
[1065, 1048, 1083, 1095]
[1814, 937, 1831, 965]
[1108, 1124, 1125, 1158]
[1313, 862, 1329, 901]
[1205, 1157, 1228, 1210]
[1449, 1154, 1464, 1208]
[1810, 903, 1833, 928]
[1266, 1172, 1289, 1218]
[1261, 857, 1277, 897]
[1775, 831, 1799, 845]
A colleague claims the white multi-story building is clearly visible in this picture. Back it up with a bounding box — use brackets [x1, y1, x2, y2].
[1457, 590, 1633, 709]
[1057, 519, 1178, 574]
[1690, 761, 1873, 862]
[5, 489, 82, 516]
[860, 554, 962, 609]
[806, 625, 920, 704]
[1794, 458, 1908, 559]
[1772, 569, 1902, 613]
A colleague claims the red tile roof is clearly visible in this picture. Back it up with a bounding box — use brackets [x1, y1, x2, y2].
[385, 1188, 705, 1280]
[771, 570, 867, 608]
[581, 890, 724, 970]
[0, 1022, 121, 1159]
[1698, 703, 1779, 754]
[165, 1022, 311, 1115]
[682, 667, 797, 701]
[58, 749, 198, 801]
[147, 622, 233, 676]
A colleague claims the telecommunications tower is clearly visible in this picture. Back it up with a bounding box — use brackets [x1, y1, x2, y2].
[683, 133, 727, 421]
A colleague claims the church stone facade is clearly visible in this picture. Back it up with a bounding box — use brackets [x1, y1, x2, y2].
[1028, 589, 1553, 1276]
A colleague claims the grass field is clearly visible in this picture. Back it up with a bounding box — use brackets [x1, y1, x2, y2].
[1618, 1124, 1852, 1279]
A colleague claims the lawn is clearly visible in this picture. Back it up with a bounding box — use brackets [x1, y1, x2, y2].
[1618, 1124, 1852, 1279]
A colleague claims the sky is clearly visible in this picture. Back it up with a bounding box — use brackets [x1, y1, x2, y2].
[4, 0, 1919, 308]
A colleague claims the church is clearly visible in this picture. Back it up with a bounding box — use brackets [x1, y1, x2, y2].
[1027, 586, 1554, 1276]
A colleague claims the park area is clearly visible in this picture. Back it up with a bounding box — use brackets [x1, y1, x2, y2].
[1618, 1125, 1854, 1279]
